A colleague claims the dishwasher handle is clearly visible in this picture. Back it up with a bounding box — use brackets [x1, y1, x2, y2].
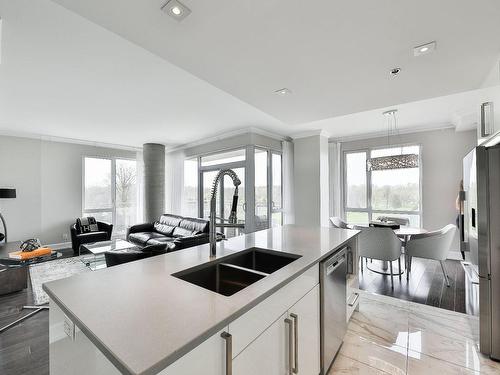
[326, 252, 346, 276]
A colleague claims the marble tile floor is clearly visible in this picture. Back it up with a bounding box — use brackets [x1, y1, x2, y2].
[329, 290, 500, 375]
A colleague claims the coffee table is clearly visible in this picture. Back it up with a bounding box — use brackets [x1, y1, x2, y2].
[79, 239, 139, 271]
[0, 242, 62, 295]
[0, 242, 62, 333]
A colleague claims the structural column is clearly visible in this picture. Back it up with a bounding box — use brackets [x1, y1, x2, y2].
[143, 143, 165, 223]
[293, 132, 330, 227]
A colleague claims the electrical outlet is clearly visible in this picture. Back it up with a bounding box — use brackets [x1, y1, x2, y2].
[62, 233, 69, 242]
[63, 314, 75, 341]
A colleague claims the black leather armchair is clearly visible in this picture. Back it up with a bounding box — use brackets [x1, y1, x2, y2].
[70, 221, 113, 255]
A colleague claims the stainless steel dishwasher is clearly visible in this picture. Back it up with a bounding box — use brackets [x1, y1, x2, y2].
[320, 247, 347, 375]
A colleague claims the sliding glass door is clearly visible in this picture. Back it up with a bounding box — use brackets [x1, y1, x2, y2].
[190, 146, 283, 238]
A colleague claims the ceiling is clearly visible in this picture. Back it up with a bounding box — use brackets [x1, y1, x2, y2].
[305, 85, 500, 140]
[50, 0, 500, 125]
[0, 0, 285, 148]
[0, 0, 499, 147]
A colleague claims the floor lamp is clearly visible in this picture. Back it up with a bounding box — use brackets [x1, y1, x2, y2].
[0, 188, 16, 243]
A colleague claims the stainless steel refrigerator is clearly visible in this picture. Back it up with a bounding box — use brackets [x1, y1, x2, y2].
[461, 140, 500, 360]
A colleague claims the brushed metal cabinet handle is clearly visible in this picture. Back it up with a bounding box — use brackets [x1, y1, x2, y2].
[284, 318, 293, 375]
[290, 313, 299, 374]
[221, 331, 232, 375]
[348, 292, 360, 307]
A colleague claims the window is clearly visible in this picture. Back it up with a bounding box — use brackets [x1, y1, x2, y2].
[183, 158, 198, 218]
[255, 149, 268, 230]
[83, 157, 137, 235]
[343, 145, 421, 227]
[199, 149, 246, 238]
[271, 153, 283, 227]
[183, 146, 283, 237]
[115, 159, 137, 235]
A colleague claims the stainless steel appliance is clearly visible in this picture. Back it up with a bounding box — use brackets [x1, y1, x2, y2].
[320, 248, 347, 374]
[461, 140, 500, 360]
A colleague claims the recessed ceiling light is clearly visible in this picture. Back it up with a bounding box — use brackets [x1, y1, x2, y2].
[274, 88, 292, 95]
[161, 0, 191, 21]
[171, 6, 182, 15]
[414, 41, 437, 57]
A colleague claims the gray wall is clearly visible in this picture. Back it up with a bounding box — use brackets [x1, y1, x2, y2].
[340, 128, 477, 251]
[294, 134, 330, 227]
[0, 135, 136, 245]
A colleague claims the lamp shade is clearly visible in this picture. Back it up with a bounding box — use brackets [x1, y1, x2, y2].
[0, 188, 16, 199]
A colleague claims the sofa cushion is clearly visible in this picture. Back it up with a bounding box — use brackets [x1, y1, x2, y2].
[128, 232, 165, 246]
[146, 237, 175, 246]
[154, 214, 184, 236]
[172, 226, 196, 238]
[177, 218, 209, 235]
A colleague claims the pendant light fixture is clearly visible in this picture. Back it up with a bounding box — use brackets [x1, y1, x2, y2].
[366, 109, 419, 171]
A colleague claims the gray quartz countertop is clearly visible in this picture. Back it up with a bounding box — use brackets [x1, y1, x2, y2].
[43, 225, 358, 375]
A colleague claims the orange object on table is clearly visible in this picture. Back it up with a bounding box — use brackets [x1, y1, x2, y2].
[8, 247, 53, 259]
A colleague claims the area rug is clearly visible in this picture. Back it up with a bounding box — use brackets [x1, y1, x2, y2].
[29, 256, 91, 305]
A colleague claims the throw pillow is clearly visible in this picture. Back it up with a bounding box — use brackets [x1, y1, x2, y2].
[77, 217, 99, 234]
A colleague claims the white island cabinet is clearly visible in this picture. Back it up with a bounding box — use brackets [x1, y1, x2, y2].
[47, 226, 360, 375]
[161, 265, 320, 375]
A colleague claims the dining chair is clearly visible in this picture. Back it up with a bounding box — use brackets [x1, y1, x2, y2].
[405, 224, 457, 286]
[376, 216, 410, 226]
[357, 227, 403, 288]
[330, 217, 353, 229]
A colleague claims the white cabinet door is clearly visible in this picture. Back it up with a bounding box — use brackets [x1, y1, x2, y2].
[233, 313, 288, 375]
[159, 327, 229, 375]
[288, 285, 320, 375]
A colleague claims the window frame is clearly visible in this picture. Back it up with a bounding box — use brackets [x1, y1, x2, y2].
[82, 156, 137, 234]
[342, 143, 423, 227]
[187, 145, 283, 234]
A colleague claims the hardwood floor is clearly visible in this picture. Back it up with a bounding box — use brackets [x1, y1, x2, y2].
[0, 279, 49, 375]
[359, 256, 467, 313]
[0, 249, 73, 375]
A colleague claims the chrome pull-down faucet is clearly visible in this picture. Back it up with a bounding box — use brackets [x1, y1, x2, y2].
[209, 169, 243, 257]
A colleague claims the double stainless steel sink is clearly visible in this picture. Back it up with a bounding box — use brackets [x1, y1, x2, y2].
[172, 247, 302, 296]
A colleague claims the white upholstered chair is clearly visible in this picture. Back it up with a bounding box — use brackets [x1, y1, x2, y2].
[405, 224, 457, 286]
[329, 217, 353, 229]
[376, 216, 410, 226]
[357, 227, 403, 288]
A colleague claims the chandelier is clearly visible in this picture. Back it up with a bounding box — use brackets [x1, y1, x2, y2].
[366, 109, 419, 171]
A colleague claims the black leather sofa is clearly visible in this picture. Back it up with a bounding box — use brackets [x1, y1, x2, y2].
[70, 221, 113, 255]
[127, 214, 213, 252]
[104, 244, 168, 267]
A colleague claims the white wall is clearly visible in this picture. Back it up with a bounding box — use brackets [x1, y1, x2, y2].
[340, 128, 477, 252]
[0, 135, 136, 245]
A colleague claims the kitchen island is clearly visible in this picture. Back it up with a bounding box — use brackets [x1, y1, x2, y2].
[44, 225, 359, 375]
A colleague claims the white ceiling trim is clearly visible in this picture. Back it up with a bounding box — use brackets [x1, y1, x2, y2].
[0, 129, 142, 152]
[291, 129, 331, 140]
[330, 123, 456, 143]
[165, 126, 290, 154]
